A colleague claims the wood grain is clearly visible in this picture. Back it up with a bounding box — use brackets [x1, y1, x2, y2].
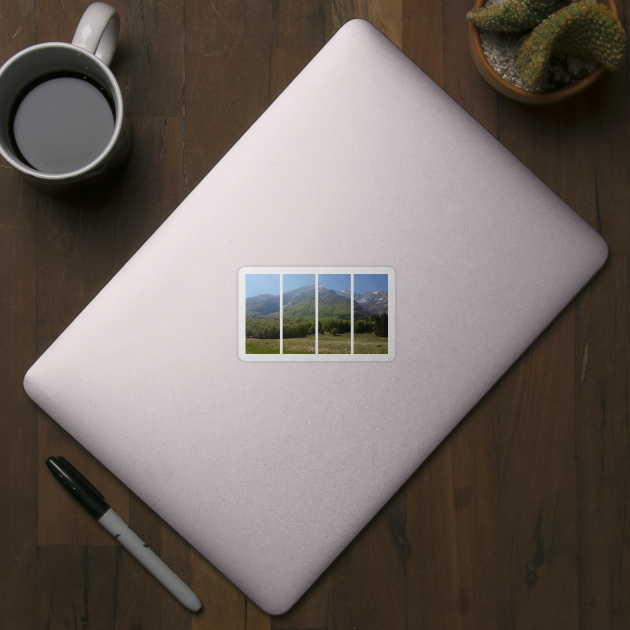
[331, 486, 408, 630]
[497, 304, 579, 629]
[190, 549, 248, 630]
[271, 573, 332, 629]
[0, 154, 38, 630]
[270, 47, 321, 103]
[35, 0, 127, 96]
[125, 0, 184, 117]
[407, 392, 499, 629]
[184, 0, 271, 191]
[332, 0, 403, 48]
[0, 5, 39, 629]
[113, 495, 192, 629]
[271, 0, 332, 46]
[576, 256, 630, 629]
[403, 0, 444, 87]
[1, 0, 629, 627]
[36, 546, 119, 630]
[37, 416, 129, 546]
[443, 0, 497, 131]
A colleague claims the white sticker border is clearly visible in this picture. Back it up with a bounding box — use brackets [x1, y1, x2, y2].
[238, 267, 395, 362]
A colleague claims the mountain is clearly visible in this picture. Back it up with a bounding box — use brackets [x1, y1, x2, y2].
[335, 289, 363, 301]
[245, 293, 280, 317]
[283, 298, 316, 320]
[357, 290, 388, 314]
[247, 284, 384, 319]
[282, 284, 317, 307]
[318, 287, 367, 319]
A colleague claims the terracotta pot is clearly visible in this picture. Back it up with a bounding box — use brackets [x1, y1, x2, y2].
[468, 0, 619, 103]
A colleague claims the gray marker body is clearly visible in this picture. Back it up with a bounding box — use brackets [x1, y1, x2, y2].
[99, 508, 202, 612]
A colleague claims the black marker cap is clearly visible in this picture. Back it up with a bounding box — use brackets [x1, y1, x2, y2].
[46, 456, 110, 519]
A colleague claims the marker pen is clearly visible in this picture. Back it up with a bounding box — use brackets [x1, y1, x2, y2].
[46, 456, 202, 613]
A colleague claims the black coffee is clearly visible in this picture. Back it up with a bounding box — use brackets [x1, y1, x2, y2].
[10, 73, 115, 174]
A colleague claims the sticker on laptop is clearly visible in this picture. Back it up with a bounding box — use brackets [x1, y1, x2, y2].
[238, 267, 394, 361]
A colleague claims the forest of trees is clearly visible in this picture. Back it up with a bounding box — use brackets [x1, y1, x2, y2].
[246, 318, 280, 339]
[354, 313, 388, 337]
[320, 318, 351, 335]
[247, 313, 388, 339]
[246, 317, 315, 339]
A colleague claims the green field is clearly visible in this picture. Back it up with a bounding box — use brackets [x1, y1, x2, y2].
[353, 332, 388, 354]
[246, 332, 388, 355]
[282, 335, 315, 354]
[246, 338, 280, 354]
[318, 332, 352, 354]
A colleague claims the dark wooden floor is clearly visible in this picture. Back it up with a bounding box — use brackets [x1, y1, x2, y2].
[1, 0, 629, 628]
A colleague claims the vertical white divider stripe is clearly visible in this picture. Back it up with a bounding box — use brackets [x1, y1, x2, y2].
[279, 274, 283, 355]
[351, 273, 354, 354]
[315, 273, 319, 354]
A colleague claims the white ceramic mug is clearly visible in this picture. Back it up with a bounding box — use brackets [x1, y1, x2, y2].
[0, 2, 131, 197]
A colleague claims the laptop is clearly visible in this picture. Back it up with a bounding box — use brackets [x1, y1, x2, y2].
[23, 19, 608, 614]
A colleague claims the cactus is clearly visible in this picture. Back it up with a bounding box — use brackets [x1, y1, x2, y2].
[516, 1, 627, 85]
[467, 0, 568, 33]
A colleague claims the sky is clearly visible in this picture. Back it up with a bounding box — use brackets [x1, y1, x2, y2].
[246, 274, 279, 298]
[246, 272, 388, 297]
[354, 274, 388, 294]
[283, 274, 315, 292]
[318, 274, 350, 291]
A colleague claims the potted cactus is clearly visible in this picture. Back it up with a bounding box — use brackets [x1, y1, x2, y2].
[467, 0, 627, 103]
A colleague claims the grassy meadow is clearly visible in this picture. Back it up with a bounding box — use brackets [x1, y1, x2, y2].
[318, 332, 352, 354]
[353, 332, 388, 354]
[282, 335, 315, 354]
[246, 333, 388, 355]
[245, 338, 280, 354]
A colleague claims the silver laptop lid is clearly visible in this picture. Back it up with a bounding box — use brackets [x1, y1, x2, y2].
[24, 19, 607, 614]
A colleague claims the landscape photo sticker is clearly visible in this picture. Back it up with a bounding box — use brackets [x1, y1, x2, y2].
[238, 267, 394, 361]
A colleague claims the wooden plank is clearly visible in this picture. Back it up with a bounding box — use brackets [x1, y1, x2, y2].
[271, 0, 332, 46]
[407, 393, 499, 629]
[126, 0, 184, 117]
[576, 256, 630, 629]
[0, 139, 39, 630]
[270, 47, 321, 103]
[36, 0, 127, 93]
[36, 545, 118, 630]
[494, 56, 629, 257]
[0, 0, 36, 55]
[331, 0, 402, 48]
[496, 97, 597, 223]
[582, 71, 630, 254]
[271, 573, 332, 629]
[112, 116, 185, 269]
[109, 494, 192, 629]
[190, 549, 247, 630]
[497, 305, 578, 628]
[37, 416, 129, 546]
[184, 0, 272, 192]
[443, 0, 497, 131]
[0, 4, 38, 629]
[331, 486, 407, 630]
[402, 0, 444, 88]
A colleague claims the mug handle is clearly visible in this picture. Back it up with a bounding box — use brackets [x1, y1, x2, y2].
[71, 2, 120, 67]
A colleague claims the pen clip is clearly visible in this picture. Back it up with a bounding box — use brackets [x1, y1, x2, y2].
[54, 456, 106, 501]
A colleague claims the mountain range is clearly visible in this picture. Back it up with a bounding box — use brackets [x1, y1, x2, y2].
[356, 290, 388, 314]
[246, 284, 388, 318]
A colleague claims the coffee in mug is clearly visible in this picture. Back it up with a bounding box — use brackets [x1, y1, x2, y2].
[0, 2, 131, 197]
